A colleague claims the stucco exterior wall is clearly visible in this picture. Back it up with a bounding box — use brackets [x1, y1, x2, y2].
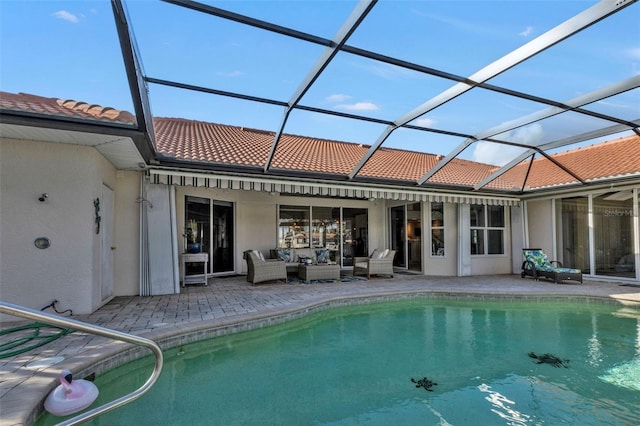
[470, 206, 513, 275]
[113, 171, 143, 296]
[526, 199, 554, 254]
[0, 138, 117, 315]
[424, 202, 458, 276]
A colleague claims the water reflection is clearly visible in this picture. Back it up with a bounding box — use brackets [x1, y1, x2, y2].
[478, 383, 530, 425]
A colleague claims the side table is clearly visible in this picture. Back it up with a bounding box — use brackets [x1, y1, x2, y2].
[180, 253, 209, 286]
[298, 263, 340, 283]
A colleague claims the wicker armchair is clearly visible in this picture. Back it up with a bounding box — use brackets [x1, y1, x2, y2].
[244, 250, 288, 285]
[353, 249, 396, 279]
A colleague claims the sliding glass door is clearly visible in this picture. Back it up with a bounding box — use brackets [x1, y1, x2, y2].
[390, 203, 422, 271]
[556, 190, 638, 280]
[185, 196, 235, 275]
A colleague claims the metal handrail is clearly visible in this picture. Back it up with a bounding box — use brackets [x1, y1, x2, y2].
[0, 301, 164, 426]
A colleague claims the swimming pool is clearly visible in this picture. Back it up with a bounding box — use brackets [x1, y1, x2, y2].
[37, 299, 640, 425]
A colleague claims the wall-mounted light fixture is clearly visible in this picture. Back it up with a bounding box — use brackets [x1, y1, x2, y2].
[38, 193, 48, 202]
[34, 237, 51, 249]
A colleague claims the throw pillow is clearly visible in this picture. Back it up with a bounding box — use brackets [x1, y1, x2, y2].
[315, 249, 330, 263]
[252, 250, 265, 262]
[381, 249, 390, 258]
[276, 248, 291, 262]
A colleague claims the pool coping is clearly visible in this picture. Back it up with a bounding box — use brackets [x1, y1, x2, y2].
[10, 283, 640, 426]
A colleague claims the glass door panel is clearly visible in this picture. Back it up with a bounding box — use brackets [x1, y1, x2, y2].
[407, 203, 422, 272]
[593, 191, 635, 278]
[312, 206, 341, 263]
[213, 201, 234, 273]
[342, 208, 368, 267]
[555, 197, 590, 273]
[185, 196, 210, 274]
[390, 206, 406, 267]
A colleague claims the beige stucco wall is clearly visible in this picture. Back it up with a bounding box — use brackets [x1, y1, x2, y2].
[113, 171, 143, 296]
[0, 138, 126, 315]
[425, 202, 458, 276]
[470, 206, 513, 275]
[526, 199, 554, 255]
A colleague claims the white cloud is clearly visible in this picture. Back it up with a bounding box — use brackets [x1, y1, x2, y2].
[52, 10, 79, 23]
[326, 94, 351, 103]
[217, 70, 244, 78]
[471, 123, 543, 166]
[625, 47, 640, 60]
[335, 102, 379, 111]
[519, 26, 534, 37]
[414, 117, 436, 127]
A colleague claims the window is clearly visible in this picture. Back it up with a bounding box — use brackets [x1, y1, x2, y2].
[279, 205, 368, 266]
[278, 205, 310, 248]
[431, 202, 444, 256]
[470, 204, 504, 255]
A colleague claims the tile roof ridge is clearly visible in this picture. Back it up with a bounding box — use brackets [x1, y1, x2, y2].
[1, 91, 135, 123]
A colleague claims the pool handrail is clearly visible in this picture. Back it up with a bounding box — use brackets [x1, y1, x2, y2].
[0, 301, 164, 426]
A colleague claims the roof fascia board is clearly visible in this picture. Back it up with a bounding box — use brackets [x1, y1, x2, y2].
[0, 111, 155, 161]
[519, 179, 640, 201]
[350, 0, 635, 181]
[264, 0, 376, 172]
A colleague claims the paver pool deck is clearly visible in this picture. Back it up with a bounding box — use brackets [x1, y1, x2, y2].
[1, 273, 639, 425]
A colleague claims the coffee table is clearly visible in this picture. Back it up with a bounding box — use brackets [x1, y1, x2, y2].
[298, 263, 340, 283]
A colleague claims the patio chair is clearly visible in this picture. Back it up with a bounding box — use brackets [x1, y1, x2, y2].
[353, 249, 396, 279]
[243, 250, 287, 285]
[521, 248, 582, 284]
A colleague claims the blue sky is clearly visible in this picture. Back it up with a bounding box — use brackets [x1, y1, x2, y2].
[1, 0, 639, 166]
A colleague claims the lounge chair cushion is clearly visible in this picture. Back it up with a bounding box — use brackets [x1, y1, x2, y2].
[521, 248, 582, 284]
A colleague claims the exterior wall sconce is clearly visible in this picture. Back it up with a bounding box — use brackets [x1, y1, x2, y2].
[34, 237, 51, 249]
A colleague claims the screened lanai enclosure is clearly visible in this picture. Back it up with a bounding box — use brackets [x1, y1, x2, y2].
[1, 0, 638, 192]
[1, 0, 639, 289]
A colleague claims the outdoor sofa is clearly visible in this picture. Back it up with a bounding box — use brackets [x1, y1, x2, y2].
[270, 248, 332, 274]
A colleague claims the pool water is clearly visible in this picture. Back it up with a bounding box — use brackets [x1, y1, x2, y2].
[37, 299, 640, 425]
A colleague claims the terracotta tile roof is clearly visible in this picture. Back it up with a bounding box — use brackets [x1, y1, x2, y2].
[153, 117, 500, 186]
[492, 135, 640, 191]
[2, 91, 638, 192]
[0, 92, 136, 124]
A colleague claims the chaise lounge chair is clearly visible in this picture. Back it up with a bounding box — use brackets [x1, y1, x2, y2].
[521, 248, 582, 284]
[353, 249, 396, 279]
[244, 250, 288, 285]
